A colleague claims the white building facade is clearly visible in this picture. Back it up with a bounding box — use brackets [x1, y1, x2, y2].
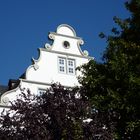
[0, 24, 92, 109]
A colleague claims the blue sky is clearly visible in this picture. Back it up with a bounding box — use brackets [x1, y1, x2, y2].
[0, 0, 130, 85]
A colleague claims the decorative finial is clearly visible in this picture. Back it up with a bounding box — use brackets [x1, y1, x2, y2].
[83, 50, 89, 56]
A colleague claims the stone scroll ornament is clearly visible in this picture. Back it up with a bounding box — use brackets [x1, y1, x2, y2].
[32, 57, 39, 70]
[2, 97, 9, 105]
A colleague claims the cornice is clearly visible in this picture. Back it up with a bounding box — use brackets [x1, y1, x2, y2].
[20, 79, 52, 86]
[40, 48, 93, 59]
[20, 79, 72, 88]
[49, 32, 81, 40]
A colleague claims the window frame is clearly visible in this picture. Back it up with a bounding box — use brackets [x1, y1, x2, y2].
[38, 89, 47, 95]
[58, 57, 76, 75]
[58, 57, 66, 74]
[67, 59, 75, 75]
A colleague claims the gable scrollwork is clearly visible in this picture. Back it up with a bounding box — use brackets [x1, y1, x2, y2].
[32, 57, 39, 70]
[49, 33, 55, 40]
[1, 97, 9, 105]
[83, 50, 89, 56]
[44, 43, 52, 50]
[77, 39, 84, 46]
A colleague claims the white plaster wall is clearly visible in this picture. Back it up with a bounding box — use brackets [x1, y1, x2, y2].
[0, 80, 51, 106]
[51, 36, 82, 56]
[57, 25, 76, 36]
[26, 51, 58, 84]
[26, 50, 89, 87]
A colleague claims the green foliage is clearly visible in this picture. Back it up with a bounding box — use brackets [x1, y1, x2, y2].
[79, 0, 140, 139]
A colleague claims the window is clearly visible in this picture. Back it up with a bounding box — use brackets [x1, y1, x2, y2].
[67, 59, 75, 74]
[58, 57, 66, 73]
[63, 41, 70, 49]
[58, 57, 75, 75]
[38, 89, 46, 95]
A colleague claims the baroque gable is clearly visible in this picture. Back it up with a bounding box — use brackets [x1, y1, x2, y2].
[0, 24, 92, 108]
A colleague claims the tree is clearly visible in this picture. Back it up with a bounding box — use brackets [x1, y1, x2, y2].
[0, 84, 113, 140]
[78, 0, 140, 139]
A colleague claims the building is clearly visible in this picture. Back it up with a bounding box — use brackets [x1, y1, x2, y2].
[0, 24, 92, 110]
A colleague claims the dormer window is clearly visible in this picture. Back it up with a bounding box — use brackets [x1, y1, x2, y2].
[58, 57, 75, 75]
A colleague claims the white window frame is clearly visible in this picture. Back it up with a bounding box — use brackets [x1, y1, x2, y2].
[58, 57, 66, 73]
[67, 59, 75, 75]
[58, 57, 75, 75]
[38, 89, 46, 95]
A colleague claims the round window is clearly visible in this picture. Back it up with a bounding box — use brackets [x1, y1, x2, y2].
[63, 41, 70, 49]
